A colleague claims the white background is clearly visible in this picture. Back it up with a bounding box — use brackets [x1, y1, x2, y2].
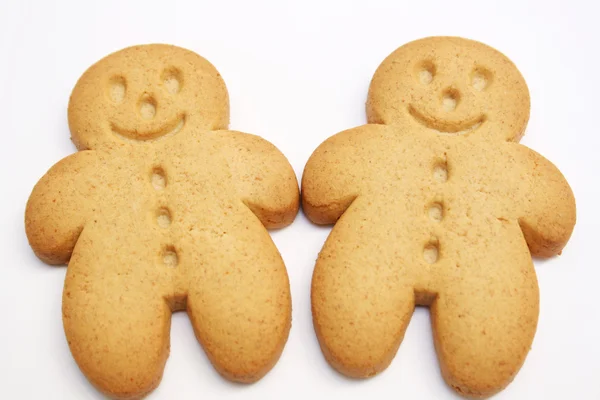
[0, 0, 598, 398]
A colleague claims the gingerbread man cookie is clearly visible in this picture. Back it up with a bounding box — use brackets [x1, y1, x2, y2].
[302, 37, 575, 397]
[26, 44, 299, 399]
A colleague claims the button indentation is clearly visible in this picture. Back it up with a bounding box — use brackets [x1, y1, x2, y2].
[163, 246, 178, 268]
[151, 167, 166, 190]
[156, 208, 171, 228]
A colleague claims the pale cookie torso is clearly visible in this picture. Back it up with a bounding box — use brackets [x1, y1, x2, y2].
[63, 132, 287, 305]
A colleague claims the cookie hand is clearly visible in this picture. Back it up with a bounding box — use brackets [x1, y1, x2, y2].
[25, 151, 99, 264]
[302, 124, 392, 225]
[218, 130, 299, 229]
[509, 144, 576, 257]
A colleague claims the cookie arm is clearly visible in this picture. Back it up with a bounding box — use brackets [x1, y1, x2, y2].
[218, 131, 299, 229]
[302, 125, 387, 225]
[25, 151, 98, 265]
[510, 144, 576, 257]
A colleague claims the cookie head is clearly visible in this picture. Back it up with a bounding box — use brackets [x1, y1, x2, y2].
[68, 44, 229, 149]
[367, 37, 530, 141]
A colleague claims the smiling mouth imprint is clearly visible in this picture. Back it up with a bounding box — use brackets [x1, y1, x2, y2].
[111, 115, 186, 142]
[408, 106, 486, 135]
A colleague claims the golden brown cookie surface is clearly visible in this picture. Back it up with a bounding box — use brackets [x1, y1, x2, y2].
[303, 37, 575, 398]
[26, 44, 299, 399]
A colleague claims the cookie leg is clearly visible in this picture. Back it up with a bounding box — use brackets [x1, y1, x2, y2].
[311, 214, 416, 378]
[431, 260, 539, 397]
[62, 250, 171, 399]
[185, 224, 291, 383]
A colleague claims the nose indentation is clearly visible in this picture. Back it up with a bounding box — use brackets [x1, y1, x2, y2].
[139, 95, 157, 120]
[442, 89, 459, 112]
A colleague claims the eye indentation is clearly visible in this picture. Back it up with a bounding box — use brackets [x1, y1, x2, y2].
[471, 67, 492, 91]
[162, 67, 183, 94]
[108, 76, 126, 103]
[416, 61, 436, 85]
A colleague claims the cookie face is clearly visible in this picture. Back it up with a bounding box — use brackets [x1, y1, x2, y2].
[68, 44, 229, 149]
[367, 37, 530, 141]
[26, 44, 299, 399]
[303, 37, 575, 398]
